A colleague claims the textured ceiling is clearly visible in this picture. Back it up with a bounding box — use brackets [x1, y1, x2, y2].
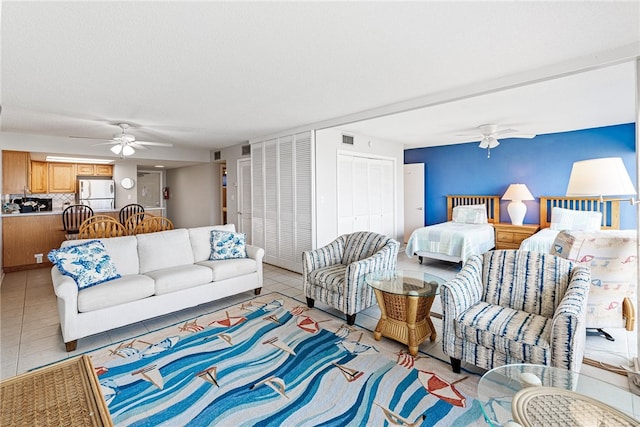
[1, 1, 639, 163]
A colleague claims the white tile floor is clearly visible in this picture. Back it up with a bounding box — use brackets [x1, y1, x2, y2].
[0, 251, 635, 392]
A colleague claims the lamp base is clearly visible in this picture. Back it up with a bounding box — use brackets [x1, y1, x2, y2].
[507, 200, 526, 226]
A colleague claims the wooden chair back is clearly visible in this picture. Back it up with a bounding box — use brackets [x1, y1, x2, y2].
[78, 217, 126, 239]
[124, 212, 152, 235]
[133, 216, 174, 235]
[119, 204, 145, 225]
[62, 204, 95, 238]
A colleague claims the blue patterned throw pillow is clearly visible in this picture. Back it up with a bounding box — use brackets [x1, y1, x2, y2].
[209, 231, 247, 260]
[48, 240, 121, 290]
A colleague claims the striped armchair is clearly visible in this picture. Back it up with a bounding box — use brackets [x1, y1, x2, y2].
[302, 231, 400, 325]
[441, 250, 591, 373]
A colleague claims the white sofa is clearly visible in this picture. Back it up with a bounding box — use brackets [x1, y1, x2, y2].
[51, 225, 264, 351]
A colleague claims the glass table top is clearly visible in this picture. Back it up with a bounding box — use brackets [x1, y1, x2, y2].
[364, 270, 443, 297]
[477, 363, 640, 426]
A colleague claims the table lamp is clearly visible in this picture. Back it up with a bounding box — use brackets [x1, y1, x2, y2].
[502, 184, 534, 226]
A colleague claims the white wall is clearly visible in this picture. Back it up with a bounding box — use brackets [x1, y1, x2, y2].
[113, 163, 138, 209]
[166, 162, 219, 228]
[315, 128, 405, 247]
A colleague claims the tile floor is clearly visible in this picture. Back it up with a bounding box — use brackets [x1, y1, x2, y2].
[0, 251, 636, 393]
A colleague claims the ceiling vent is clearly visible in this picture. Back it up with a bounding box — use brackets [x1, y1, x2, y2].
[242, 145, 251, 156]
[342, 134, 354, 145]
[214, 151, 221, 160]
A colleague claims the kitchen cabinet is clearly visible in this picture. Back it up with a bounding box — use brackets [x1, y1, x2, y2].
[2, 150, 31, 194]
[2, 214, 66, 270]
[76, 164, 113, 177]
[48, 163, 76, 193]
[30, 161, 49, 194]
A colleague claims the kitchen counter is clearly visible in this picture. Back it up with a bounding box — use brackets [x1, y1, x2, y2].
[1, 208, 165, 217]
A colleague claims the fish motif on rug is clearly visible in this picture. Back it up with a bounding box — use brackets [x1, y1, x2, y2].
[87, 293, 485, 426]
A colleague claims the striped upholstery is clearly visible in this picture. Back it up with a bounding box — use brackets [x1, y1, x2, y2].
[441, 250, 590, 372]
[302, 231, 400, 319]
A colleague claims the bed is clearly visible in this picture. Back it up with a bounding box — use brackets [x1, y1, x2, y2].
[519, 196, 621, 253]
[405, 195, 500, 263]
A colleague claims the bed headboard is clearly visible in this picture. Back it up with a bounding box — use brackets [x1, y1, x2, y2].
[539, 196, 620, 229]
[446, 195, 501, 224]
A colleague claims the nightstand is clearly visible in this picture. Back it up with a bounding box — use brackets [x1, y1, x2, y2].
[493, 223, 540, 250]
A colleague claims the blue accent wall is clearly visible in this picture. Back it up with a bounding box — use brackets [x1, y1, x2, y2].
[404, 123, 637, 228]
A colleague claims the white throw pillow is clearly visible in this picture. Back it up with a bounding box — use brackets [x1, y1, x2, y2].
[550, 207, 602, 231]
[452, 204, 488, 224]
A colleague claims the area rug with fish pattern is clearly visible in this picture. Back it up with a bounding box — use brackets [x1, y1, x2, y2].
[86, 293, 485, 426]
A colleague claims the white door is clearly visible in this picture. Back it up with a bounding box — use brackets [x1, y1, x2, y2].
[403, 163, 425, 242]
[237, 158, 252, 244]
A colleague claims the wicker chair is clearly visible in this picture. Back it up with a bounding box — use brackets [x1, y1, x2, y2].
[62, 204, 94, 239]
[78, 216, 127, 239]
[119, 204, 145, 225]
[133, 216, 174, 234]
[302, 231, 400, 325]
[441, 250, 591, 373]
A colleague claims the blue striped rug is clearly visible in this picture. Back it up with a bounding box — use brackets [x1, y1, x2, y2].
[87, 293, 485, 426]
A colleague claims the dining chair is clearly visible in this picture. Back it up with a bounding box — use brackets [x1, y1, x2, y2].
[78, 216, 127, 239]
[133, 216, 174, 235]
[62, 204, 94, 239]
[124, 212, 152, 235]
[119, 204, 145, 225]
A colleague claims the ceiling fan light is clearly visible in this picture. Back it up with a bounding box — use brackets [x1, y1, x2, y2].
[122, 145, 135, 156]
[111, 144, 122, 155]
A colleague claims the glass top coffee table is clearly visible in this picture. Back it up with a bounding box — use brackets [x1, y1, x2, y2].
[478, 363, 640, 426]
[365, 270, 443, 356]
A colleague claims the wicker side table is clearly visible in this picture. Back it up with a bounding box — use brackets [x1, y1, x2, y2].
[366, 270, 442, 356]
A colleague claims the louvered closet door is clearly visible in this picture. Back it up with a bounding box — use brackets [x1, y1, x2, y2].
[264, 139, 278, 265]
[294, 132, 313, 263]
[278, 136, 295, 264]
[251, 143, 265, 250]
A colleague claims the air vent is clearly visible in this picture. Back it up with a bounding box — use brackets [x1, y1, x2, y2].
[242, 145, 251, 156]
[214, 151, 221, 160]
[342, 134, 354, 145]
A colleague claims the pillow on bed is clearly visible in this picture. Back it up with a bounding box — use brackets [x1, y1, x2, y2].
[452, 204, 488, 224]
[549, 207, 602, 231]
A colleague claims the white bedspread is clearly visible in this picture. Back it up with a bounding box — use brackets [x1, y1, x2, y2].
[519, 228, 559, 253]
[405, 221, 495, 263]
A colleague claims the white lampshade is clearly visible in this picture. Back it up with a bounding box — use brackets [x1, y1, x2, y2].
[110, 144, 122, 155]
[502, 184, 534, 226]
[122, 145, 135, 156]
[502, 184, 535, 202]
[566, 157, 637, 197]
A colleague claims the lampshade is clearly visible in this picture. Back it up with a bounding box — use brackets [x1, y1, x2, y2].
[122, 145, 135, 156]
[501, 184, 534, 201]
[110, 144, 122, 155]
[566, 157, 636, 197]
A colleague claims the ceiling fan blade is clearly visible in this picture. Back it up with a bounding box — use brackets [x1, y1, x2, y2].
[70, 135, 113, 142]
[130, 142, 149, 150]
[494, 128, 536, 139]
[91, 141, 119, 147]
[134, 141, 173, 147]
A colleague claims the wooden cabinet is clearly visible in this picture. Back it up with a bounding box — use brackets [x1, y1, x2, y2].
[48, 163, 76, 193]
[494, 223, 540, 249]
[76, 164, 95, 175]
[2, 214, 66, 270]
[30, 161, 49, 194]
[76, 163, 113, 177]
[95, 164, 113, 176]
[2, 150, 30, 194]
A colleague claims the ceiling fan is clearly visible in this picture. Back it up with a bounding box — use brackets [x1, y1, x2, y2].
[457, 124, 536, 158]
[71, 123, 173, 157]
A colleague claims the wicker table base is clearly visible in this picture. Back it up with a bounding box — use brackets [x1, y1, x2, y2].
[0, 355, 112, 426]
[372, 289, 437, 356]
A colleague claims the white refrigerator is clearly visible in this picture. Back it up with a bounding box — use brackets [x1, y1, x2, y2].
[78, 179, 115, 210]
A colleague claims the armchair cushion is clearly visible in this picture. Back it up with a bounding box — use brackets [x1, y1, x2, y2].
[307, 264, 347, 295]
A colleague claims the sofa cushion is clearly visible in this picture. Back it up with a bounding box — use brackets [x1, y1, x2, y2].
[456, 301, 551, 364]
[77, 274, 155, 312]
[49, 240, 121, 290]
[137, 229, 195, 274]
[210, 230, 247, 260]
[189, 224, 237, 262]
[197, 257, 258, 281]
[146, 264, 213, 295]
